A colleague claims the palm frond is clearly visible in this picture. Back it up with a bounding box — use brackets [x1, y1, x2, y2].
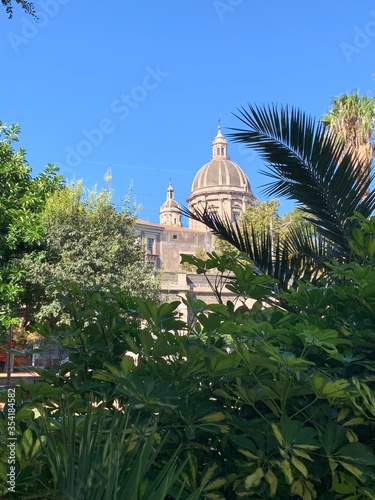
[180, 205, 329, 290]
[228, 104, 375, 258]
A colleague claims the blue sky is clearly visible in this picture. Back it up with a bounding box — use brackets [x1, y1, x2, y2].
[1, 0, 375, 223]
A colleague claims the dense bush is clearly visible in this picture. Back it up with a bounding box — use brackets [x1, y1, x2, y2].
[1, 217, 375, 498]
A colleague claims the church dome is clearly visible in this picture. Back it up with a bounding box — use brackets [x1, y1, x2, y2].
[190, 125, 252, 194]
[187, 125, 255, 231]
[160, 183, 182, 227]
[192, 158, 251, 192]
[161, 195, 180, 210]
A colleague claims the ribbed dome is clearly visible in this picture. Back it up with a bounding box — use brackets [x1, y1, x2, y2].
[190, 125, 252, 194]
[191, 158, 251, 192]
[161, 198, 179, 209]
[187, 125, 255, 231]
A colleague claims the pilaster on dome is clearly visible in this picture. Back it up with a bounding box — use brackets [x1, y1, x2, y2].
[212, 124, 229, 159]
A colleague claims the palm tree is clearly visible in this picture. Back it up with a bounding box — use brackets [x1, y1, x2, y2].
[182, 104, 375, 290]
[322, 91, 375, 184]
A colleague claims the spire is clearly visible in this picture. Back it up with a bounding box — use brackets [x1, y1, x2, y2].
[159, 182, 182, 227]
[212, 123, 229, 159]
[167, 181, 174, 200]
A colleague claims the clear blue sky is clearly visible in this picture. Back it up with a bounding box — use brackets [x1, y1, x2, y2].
[1, 0, 374, 223]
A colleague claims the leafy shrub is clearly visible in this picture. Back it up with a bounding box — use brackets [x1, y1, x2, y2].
[1, 217, 375, 498]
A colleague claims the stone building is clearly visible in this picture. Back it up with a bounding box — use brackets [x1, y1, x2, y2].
[135, 125, 255, 318]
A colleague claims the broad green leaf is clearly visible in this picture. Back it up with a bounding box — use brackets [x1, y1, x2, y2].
[311, 375, 349, 398]
[245, 467, 264, 489]
[102, 363, 121, 379]
[367, 237, 375, 258]
[338, 442, 375, 465]
[320, 422, 346, 453]
[291, 478, 316, 500]
[199, 412, 226, 423]
[201, 463, 218, 487]
[343, 417, 365, 427]
[272, 422, 284, 446]
[31, 437, 43, 459]
[204, 477, 227, 491]
[214, 389, 234, 400]
[339, 461, 364, 479]
[345, 429, 358, 443]
[121, 354, 135, 376]
[280, 459, 293, 484]
[279, 415, 318, 447]
[21, 428, 33, 456]
[293, 449, 313, 461]
[138, 330, 154, 355]
[239, 449, 259, 460]
[332, 483, 356, 494]
[291, 478, 304, 498]
[265, 469, 277, 496]
[294, 444, 320, 451]
[291, 455, 308, 478]
[337, 408, 351, 422]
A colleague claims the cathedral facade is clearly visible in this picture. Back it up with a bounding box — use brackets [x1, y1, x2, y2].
[135, 125, 254, 317]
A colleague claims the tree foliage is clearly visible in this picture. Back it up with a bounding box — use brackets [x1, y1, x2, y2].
[2, 217, 375, 497]
[241, 199, 281, 233]
[179, 245, 208, 271]
[21, 181, 160, 323]
[0, 122, 63, 327]
[1, 0, 35, 18]
[322, 90, 375, 181]
[214, 199, 281, 255]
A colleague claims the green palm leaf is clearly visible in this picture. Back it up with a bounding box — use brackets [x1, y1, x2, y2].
[229, 104, 375, 258]
[180, 205, 330, 291]
[182, 104, 375, 291]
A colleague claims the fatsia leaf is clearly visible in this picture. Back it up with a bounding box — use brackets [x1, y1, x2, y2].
[245, 468, 264, 489]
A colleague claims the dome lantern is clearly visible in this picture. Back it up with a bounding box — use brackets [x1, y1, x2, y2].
[212, 124, 228, 159]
